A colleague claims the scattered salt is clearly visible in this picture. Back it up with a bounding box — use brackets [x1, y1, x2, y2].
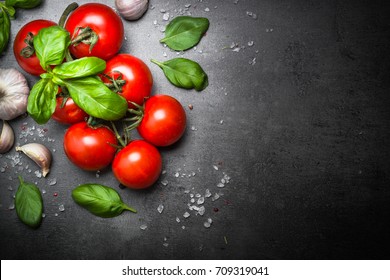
[183, 212, 190, 218]
[157, 204, 164, 214]
[140, 224, 147, 230]
[59, 204, 65, 212]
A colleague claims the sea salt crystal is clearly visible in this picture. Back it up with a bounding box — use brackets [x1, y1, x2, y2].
[160, 9, 166, 13]
[183, 212, 190, 218]
[163, 13, 170, 21]
[217, 182, 225, 188]
[205, 189, 212, 198]
[249, 57, 257, 65]
[197, 197, 205, 205]
[184, 4, 191, 8]
[174, 172, 180, 178]
[140, 224, 147, 230]
[161, 180, 168, 186]
[48, 178, 57, 186]
[213, 165, 219, 171]
[153, 20, 158, 25]
[197, 206, 205, 216]
[59, 204, 65, 212]
[8, 203, 15, 210]
[163, 242, 169, 247]
[34, 170, 42, 178]
[157, 204, 164, 213]
[176, 217, 181, 223]
[204, 7, 210, 12]
[190, 198, 195, 203]
[191, 126, 197, 131]
[212, 193, 220, 201]
[248, 41, 254, 47]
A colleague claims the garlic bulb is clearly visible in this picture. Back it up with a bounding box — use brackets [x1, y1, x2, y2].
[0, 121, 15, 154]
[115, 0, 149, 21]
[16, 143, 52, 177]
[0, 68, 30, 120]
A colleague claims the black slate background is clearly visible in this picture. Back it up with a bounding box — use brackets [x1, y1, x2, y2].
[1, 0, 390, 259]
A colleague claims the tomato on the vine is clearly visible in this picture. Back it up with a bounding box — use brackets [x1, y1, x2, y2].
[13, 19, 57, 76]
[137, 95, 187, 147]
[101, 54, 153, 107]
[65, 3, 124, 60]
[112, 140, 162, 189]
[63, 122, 118, 171]
[52, 96, 88, 125]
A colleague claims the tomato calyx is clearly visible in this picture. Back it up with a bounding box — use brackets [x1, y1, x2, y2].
[102, 71, 126, 93]
[70, 26, 99, 53]
[20, 32, 35, 58]
[124, 101, 146, 132]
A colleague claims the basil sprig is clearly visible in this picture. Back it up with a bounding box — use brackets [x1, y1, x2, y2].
[161, 16, 209, 51]
[34, 25, 70, 71]
[72, 184, 137, 218]
[0, 5, 11, 54]
[27, 26, 128, 124]
[15, 176, 43, 229]
[151, 58, 208, 91]
[0, 0, 41, 55]
[5, 0, 41, 9]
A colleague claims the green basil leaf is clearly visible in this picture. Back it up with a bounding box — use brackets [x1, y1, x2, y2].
[161, 16, 209, 51]
[15, 176, 43, 228]
[63, 76, 128, 121]
[5, 0, 41, 9]
[72, 184, 136, 218]
[0, 7, 11, 55]
[27, 78, 58, 124]
[34, 26, 70, 70]
[151, 58, 208, 91]
[53, 57, 106, 79]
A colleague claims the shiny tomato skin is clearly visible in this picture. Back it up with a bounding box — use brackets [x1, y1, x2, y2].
[63, 122, 118, 171]
[52, 96, 88, 125]
[102, 54, 153, 107]
[65, 3, 124, 60]
[138, 95, 187, 147]
[112, 140, 162, 189]
[13, 20, 56, 76]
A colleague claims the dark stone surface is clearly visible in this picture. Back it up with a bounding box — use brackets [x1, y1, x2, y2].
[1, 0, 390, 260]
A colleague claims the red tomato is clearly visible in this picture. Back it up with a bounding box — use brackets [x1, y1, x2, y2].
[63, 122, 118, 171]
[137, 95, 186, 147]
[13, 19, 56, 75]
[112, 140, 162, 189]
[52, 96, 88, 125]
[102, 54, 153, 107]
[65, 3, 124, 60]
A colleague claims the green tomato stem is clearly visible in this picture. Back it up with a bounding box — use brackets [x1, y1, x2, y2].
[58, 2, 78, 28]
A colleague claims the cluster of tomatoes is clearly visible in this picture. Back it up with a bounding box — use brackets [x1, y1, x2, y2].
[13, 3, 187, 189]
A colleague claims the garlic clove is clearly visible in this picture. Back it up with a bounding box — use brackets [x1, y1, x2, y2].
[0, 120, 15, 154]
[115, 0, 149, 21]
[16, 143, 52, 177]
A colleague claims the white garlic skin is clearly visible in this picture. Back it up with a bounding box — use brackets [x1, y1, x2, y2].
[0, 68, 30, 120]
[16, 143, 52, 177]
[0, 121, 15, 154]
[115, 0, 149, 21]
